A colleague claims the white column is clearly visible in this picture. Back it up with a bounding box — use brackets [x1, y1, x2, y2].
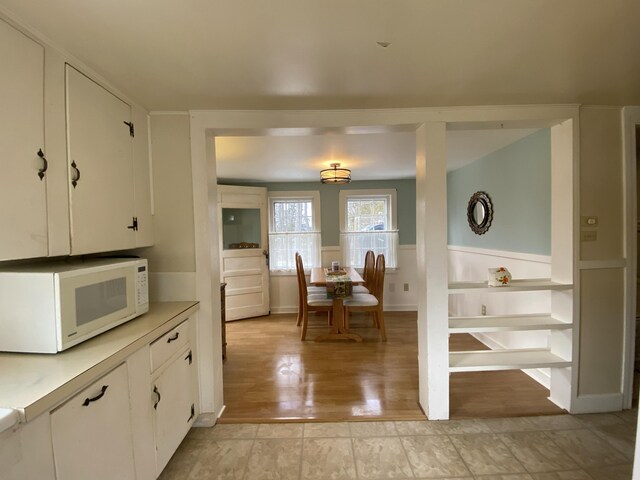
[416, 122, 449, 420]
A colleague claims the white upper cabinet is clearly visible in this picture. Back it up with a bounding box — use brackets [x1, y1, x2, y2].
[66, 65, 137, 255]
[132, 105, 154, 248]
[0, 17, 153, 261]
[0, 18, 47, 261]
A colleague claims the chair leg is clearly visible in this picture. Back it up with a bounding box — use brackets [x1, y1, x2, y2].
[344, 308, 350, 330]
[300, 306, 309, 341]
[377, 309, 387, 341]
[296, 294, 303, 326]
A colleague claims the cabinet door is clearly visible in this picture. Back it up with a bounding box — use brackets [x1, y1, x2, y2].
[51, 363, 136, 480]
[0, 19, 47, 260]
[66, 65, 135, 255]
[132, 105, 154, 247]
[153, 346, 196, 474]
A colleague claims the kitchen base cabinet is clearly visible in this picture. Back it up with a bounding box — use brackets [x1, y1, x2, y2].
[51, 363, 136, 480]
[1, 413, 55, 480]
[149, 319, 198, 475]
[153, 344, 197, 473]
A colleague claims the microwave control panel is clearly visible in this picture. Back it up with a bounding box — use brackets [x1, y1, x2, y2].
[137, 265, 149, 306]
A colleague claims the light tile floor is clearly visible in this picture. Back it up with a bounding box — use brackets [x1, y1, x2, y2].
[159, 410, 637, 480]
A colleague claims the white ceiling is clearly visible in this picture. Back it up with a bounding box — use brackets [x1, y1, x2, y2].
[0, 0, 638, 111]
[0, 1, 629, 182]
[215, 127, 541, 182]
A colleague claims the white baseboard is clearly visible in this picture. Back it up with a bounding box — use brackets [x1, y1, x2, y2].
[270, 306, 297, 315]
[385, 305, 418, 312]
[472, 333, 551, 389]
[570, 393, 624, 414]
[193, 412, 217, 427]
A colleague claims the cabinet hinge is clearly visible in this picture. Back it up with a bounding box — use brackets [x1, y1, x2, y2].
[123, 121, 135, 137]
[185, 350, 193, 365]
[127, 217, 138, 231]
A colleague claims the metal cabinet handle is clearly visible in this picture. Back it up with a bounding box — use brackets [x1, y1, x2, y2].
[37, 149, 48, 180]
[187, 404, 195, 422]
[82, 385, 108, 406]
[153, 385, 161, 410]
[167, 332, 179, 343]
[71, 160, 81, 188]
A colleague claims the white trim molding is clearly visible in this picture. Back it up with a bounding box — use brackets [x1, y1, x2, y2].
[622, 106, 640, 409]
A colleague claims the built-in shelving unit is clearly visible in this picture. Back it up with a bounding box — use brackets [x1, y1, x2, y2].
[448, 279, 573, 293]
[448, 279, 574, 380]
[449, 314, 572, 333]
[449, 349, 572, 372]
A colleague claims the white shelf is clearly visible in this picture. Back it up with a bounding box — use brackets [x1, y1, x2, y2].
[449, 314, 572, 333]
[449, 348, 571, 372]
[448, 278, 573, 293]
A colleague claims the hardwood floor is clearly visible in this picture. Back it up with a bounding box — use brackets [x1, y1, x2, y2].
[220, 311, 564, 423]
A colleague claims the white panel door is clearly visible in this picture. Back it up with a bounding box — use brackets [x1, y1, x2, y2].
[66, 65, 135, 255]
[0, 19, 47, 260]
[218, 185, 270, 320]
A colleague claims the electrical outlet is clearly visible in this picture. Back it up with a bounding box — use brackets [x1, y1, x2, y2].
[481, 304, 487, 316]
[388, 283, 395, 293]
[403, 283, 409, 292]
[581, 230, 597, 242]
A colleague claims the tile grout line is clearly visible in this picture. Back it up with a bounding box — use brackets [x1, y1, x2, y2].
[395, 434, 417, 479]
[446, 433, 474, 478]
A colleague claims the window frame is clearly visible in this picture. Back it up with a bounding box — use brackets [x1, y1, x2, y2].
[268, 190, 321, 273]
[339, 189, 398, 233]
[339, 188, 399, 268]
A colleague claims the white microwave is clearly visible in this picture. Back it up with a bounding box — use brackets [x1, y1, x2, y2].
[0, 258, 149, 353]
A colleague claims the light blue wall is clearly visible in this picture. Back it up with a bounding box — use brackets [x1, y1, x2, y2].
[447, 129, 551, 255]
[220, 179, 417, 246]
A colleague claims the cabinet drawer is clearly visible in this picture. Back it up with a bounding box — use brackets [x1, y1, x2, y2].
[150, 320, 189, 371]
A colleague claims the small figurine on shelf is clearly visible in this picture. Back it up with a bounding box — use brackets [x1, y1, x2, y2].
[488, 267, 512, 286]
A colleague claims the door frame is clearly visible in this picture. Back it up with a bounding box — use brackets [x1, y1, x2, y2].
[622, 106, 640, 408]
[190, 105, 579, 420]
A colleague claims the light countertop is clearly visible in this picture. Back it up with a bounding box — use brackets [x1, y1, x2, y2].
[0, 301, 199, 422]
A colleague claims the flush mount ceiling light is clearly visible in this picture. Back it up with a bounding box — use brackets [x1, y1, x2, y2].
[320, 163, 351, 185]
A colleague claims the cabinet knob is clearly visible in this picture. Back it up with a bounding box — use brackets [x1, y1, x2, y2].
[153, 385, 161, 410]
[37, 149, 48, 181]
[167, 332, 179, 343]
[82, 385, 108, 406]
[71, 160, 81, 188]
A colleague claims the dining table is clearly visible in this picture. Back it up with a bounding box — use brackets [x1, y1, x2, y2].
[310, 266, 364, 342]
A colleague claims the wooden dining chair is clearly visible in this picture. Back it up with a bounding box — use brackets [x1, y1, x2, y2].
[344, 254, 386, 341]
[294, 252, 326, 326]
[295, 253, 333, 340]
[353, 250, 374, 294]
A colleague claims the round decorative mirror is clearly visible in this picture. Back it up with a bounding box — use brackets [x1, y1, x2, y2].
[467, 191, 493, 235]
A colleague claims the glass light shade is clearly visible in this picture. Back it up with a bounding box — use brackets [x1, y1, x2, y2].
[320, 163, 351, 184]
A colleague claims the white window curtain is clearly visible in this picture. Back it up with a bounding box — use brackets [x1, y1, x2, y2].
[340, 230, 399, 268]
[268, 232, 321, 272]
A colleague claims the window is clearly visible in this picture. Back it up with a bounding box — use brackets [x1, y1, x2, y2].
[339, 189, 398, 268]
[268, 191, 321, 272]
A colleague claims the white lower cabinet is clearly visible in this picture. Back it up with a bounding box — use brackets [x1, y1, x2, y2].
[50, 363, 136, 480]
[152, 344, 197, 473]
